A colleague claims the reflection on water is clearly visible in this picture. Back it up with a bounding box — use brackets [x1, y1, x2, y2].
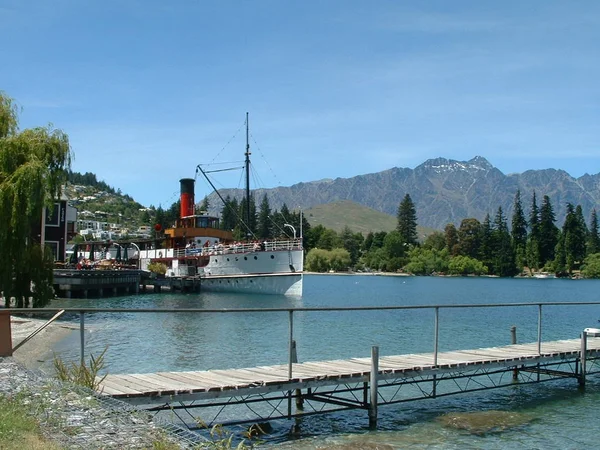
[49, 275, 600, 448]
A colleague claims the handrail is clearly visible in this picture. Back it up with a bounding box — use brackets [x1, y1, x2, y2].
[12, 309, 66, 353]
[7, 301, 600, 314]
[7, 301, 600, 374]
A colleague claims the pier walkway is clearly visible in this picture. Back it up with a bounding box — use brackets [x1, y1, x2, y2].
[99, 335, 600, 427]
[4, 303, 600, 428]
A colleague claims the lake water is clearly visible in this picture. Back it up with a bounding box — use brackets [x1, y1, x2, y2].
[49, 275, 600, 449]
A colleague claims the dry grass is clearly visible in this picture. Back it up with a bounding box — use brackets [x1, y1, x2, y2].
[0, 394, 61, 450]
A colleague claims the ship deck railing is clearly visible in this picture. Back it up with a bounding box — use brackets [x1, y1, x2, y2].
[171, 238, 303, 258]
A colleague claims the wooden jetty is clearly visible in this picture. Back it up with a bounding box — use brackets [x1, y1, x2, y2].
[98, 335, 600, 427]
[53, 269, 143, 298]
[53, 269, 200, 298]
[5, 303, 600, 428]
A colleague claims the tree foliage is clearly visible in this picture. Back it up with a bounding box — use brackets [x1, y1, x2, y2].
[0, 92, 72, 307]
[582, 253, 600, 278]
[397, 193, 418, 246]
[588, 209, 600, 255]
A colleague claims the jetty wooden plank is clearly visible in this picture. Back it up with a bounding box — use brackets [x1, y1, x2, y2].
[98, 337, 600, 400]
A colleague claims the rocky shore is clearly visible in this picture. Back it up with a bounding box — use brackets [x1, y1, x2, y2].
[2, 316, 190, 449]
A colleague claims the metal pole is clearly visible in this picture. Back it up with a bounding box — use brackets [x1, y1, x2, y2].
[369, 346, 379, 428]
[511, 326, 519, 381]
[433, 307, 439, 366]
[80, 311, 85, 367]
[537, 304, 542, 355]
[288, 310, 294, 418]
[579, 331, 587, 387]
[245, 112, 251, 230]
[291, 340, 304, 409]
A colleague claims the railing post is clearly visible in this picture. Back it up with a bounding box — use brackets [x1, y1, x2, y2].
[291, 340, 303, 409]
[433, 307, 439, 366]
[287, 310, 294, 418]
[80, 311, 85, 367]
[537, 304, 542, 355]
[579, 330, 587, 387]
[511, 326, 519, 381]
[0, 311, 13, 357]
[368, 345, 379, 428]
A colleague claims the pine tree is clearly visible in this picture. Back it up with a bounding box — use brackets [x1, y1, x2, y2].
[199, 196, 210, 212]
[340, 226, 363, 266]
[511, 190, 527, 269]
[220, 195, 238, 231]
[479, 214, 493, 271]
[257, 193, 272, 239]
[444, 223, 459, 256]
[561, 203, 576, 273]
[526, 191, 541, 270]
[575, 205, 589, 261]
[457, 218, 481, 258]
[539, 195, 558, 267]
[238, 194, 257, 239]
[588, 209, 600, 254]
[363, 232, 374, 252]
[0, 92, 72, 308]
[562, 203, 588, 272]
[492, 207, 517, 276]
[396, 194, 418, 246]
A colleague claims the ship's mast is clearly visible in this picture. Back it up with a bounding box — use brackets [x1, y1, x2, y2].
[244, 112, 251, 236]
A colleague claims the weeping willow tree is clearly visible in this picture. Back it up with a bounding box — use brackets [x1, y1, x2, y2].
[0, 92, 72, 307]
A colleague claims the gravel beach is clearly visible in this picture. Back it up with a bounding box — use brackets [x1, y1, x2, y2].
[1, 316, 190, 449]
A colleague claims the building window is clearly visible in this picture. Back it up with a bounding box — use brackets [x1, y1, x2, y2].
[45, 204, 60, 227]
[45, 241, 60, 261]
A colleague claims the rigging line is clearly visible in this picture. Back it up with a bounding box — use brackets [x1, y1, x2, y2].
[209, 122, 245, 165]
[249, 132, 281, 188]
[196, 165, 257, 240]
[249, 131, 310, 214]
[201, 160, 245, 166]
[202, 166, 245, 174]
[196, 164, 250, 235]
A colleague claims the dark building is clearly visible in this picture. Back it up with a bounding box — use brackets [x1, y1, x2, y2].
[32, 194, 78, 261]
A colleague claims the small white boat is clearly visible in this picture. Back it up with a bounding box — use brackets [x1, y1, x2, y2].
[533, 272, 555, 279]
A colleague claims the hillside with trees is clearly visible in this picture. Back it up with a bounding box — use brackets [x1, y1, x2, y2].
[301, 190, 600, 279]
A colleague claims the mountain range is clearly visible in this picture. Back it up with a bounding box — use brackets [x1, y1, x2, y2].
[209, 156, 600, 230]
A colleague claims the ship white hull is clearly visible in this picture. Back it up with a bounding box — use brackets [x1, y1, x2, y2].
[201, 272, 303, 296]
[139, 246, 304, 296]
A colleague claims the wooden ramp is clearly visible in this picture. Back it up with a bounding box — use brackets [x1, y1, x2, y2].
[98, 337, 600, 401]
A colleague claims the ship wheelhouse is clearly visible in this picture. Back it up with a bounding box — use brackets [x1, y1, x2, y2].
[163, 213, 233, 250]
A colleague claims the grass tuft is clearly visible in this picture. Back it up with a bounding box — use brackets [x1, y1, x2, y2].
[53, 347, 108, 390]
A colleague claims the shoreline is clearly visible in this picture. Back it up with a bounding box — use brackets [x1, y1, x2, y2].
[9, 316, 78, 371]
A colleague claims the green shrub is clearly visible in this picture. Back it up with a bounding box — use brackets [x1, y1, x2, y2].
[53, 347, 108, 391]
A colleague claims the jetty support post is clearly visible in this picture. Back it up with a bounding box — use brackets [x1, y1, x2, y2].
[579, 330, 587, 387]
[79, 312, 85, 367]
[536, 304, 543, 381]
[0, 310, 13, 357]
[287, 310, 294, 418]
[511, 326, 519, 381]
[537, 304, 542, 355]
[432, 307, 439, 397]
[368, 345, 379, 428]
[291, 339, 304, 409]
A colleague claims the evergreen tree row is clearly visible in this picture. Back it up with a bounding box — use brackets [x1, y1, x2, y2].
[303, 191, 600, 278]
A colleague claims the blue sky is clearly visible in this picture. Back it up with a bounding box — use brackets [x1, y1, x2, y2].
[2, 0, 599, 207]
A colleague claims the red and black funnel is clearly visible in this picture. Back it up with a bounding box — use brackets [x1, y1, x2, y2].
[179, 178, 195, 218]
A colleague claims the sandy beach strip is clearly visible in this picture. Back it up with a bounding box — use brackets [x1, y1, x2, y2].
[9, 315, 78, 370]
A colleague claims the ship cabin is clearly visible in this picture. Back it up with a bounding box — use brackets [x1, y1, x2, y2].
[163, 213, 234, 250]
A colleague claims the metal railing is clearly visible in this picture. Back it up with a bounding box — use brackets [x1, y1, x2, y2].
[8, 301, 600, 376]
